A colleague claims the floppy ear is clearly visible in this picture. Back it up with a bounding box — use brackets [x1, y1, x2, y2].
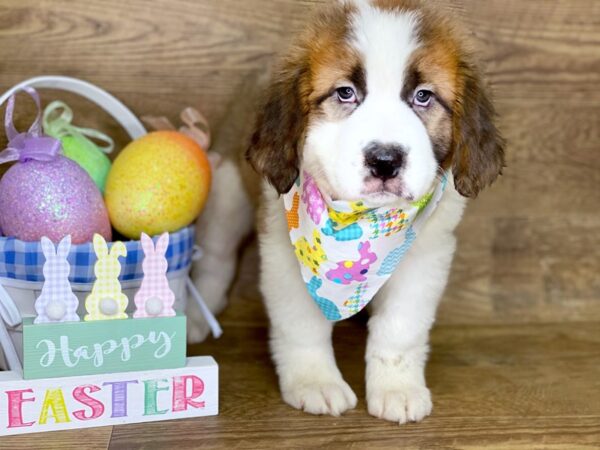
[93, 234, 108, 259]
[246, 58, 309, 194]
[451, 60, 505, 198]
[56, 235, 71, 259]
[40, 237, 55, 259]
[109, 241, 127, 259]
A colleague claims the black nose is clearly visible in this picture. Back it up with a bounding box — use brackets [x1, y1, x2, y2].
[364, 143, 405, 181]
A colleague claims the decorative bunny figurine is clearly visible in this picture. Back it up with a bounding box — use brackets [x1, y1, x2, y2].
[34, 236, 80, 324]
[134, 232, 176, 318]
[84, 234, 128, 321]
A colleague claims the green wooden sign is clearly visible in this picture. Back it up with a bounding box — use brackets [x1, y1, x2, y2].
[23, 313, 186, 380]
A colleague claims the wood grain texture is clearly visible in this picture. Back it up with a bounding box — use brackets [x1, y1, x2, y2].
[0, 0, 599, 448]
[1, 0, 598, 324]
[0, 427, 113, 450]
[4, 294, 600, 448]
[110, 298, 600, 449]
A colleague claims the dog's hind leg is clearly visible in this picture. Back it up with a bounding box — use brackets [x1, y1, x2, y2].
[186, 157, 253, 343]
[186, 71, 267, 343]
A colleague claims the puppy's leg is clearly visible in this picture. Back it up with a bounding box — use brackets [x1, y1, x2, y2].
[365, 224, 457, 424]
[187, 71, 268, 343]
[187, 158, 253, 343]
[259, 188, 357, 416]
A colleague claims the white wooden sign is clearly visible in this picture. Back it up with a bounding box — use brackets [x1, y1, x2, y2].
[0, 356, 218, 436]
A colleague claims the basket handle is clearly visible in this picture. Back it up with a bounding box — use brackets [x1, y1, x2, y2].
[0, 282, 23, 371]
[0, 76, 147, 139]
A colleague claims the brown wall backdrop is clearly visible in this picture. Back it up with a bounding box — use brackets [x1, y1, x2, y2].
[0, 0, 598, 325]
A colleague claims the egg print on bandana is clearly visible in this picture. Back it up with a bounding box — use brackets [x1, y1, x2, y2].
[284, 170, 449, 321]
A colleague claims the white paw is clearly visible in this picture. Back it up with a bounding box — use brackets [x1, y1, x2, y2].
[367, 384, 432, 424]
[282, 376, 357, 416]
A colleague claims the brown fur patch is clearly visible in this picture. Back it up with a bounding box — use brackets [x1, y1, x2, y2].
[412, 11, 462, 105]
[451, 62, 506, 197]
[372, 0, 422, 12]
[246, 2, 357, 194]
[400, 0, 505, 189]
[397, 8, 462, 168]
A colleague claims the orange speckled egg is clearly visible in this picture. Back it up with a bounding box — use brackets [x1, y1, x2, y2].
[105, 131, 211, 239]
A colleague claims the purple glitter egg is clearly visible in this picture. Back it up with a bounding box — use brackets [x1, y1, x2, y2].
[0, 156, 111, 244]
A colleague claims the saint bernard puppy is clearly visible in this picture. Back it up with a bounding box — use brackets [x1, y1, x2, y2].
[188, 0, 505, 424]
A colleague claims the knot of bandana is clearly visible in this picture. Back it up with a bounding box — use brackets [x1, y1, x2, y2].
[284, 170, 448, 321]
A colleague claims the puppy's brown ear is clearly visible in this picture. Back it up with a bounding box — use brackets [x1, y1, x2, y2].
[451, 60, 505, 198]
[246, 59, 309, 194]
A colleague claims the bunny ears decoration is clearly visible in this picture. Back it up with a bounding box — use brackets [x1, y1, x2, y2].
[34, 235, 80, 324]
[92, 233, 127, 259]
[134, 233, 176, 318]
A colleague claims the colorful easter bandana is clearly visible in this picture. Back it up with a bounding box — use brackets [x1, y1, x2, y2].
[284, 170, 448, 321]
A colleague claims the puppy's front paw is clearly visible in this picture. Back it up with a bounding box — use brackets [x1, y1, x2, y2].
[282, 375, 357, 416]
[367, 383, 432, 424]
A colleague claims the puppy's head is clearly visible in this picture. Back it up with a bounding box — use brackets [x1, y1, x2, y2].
[247, 0, 505, 204]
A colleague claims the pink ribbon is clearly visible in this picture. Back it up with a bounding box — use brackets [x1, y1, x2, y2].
[0, 87, 61, 165]
[142, 107, 211, 150]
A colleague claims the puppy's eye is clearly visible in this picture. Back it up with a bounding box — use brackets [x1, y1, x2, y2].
[336, 86, 357, 103]
[413, 89, 433, 107]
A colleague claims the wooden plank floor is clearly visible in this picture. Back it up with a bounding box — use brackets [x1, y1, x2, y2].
[1, 0, 599, 448]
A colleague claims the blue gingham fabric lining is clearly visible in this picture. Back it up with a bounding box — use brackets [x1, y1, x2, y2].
[0, 226, 195, 284]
